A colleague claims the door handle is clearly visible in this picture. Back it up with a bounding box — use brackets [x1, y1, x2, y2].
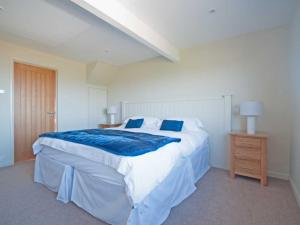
[47, 112, 56, 117]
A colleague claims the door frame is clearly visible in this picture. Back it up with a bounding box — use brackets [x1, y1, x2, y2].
[10, 58, 58, 163]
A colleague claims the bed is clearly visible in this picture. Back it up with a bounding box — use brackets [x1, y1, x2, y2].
[32, 96, 232, 225]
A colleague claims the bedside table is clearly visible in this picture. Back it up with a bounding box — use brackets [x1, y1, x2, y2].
[99, 123, 122, 129]
[229, 131, 268, 186]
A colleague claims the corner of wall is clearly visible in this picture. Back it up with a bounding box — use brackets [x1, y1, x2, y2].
[86, 61, 119, 86]
[288, 0, 300, 208]
[290, 178, 300, 208]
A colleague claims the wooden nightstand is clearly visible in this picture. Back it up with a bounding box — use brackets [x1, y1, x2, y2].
[99, 123, 122, 129]
[229, 131, 268, 186]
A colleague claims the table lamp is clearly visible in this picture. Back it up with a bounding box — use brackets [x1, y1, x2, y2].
[107, 106, 117, 125]
[240, 101, 263, 134]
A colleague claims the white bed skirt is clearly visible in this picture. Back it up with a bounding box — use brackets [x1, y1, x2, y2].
[34, 141, 210, 225]
[34, 153, 74, 203]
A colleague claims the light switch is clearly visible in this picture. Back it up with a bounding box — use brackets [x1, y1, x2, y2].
[0, 89, 6, 94]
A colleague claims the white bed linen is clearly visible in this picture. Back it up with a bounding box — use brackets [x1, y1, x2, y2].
[33, 128, 208, 205]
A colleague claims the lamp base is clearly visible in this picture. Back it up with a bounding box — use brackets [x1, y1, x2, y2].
[246, 116, 256, 134]
[110, 114, 115, 125]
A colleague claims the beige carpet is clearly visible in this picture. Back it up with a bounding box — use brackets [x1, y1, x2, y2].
[0, 161, 299, 225]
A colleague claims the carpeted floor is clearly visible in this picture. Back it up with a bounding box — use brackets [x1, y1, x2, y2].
[0, 161, 299, 225]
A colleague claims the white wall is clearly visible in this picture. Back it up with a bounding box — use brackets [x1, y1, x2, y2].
[87, 61, 119, 86]
[88, 85, 107, 128]
[0, 40, 90, 167]
[289, 0, 300, 205]
[108, 27, 291, 178]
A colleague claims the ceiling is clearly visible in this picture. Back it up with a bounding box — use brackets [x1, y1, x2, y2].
[117, 0, 297, 48]
[0, 0, 297, 65]
[0, 0, 158, 65]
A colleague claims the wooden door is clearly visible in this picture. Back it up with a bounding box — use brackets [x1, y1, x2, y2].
[14, 62, 56, 162]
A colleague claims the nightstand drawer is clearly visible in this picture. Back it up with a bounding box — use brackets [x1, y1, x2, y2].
[235, 137, 261, 148]
[235, 159, 261, 178]
[230, 132, 268, 186]
[234, 147, 261, 160]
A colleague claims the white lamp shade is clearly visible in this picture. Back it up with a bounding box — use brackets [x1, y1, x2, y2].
[240, 101, 263, 116]
[107, 105, 117, 114]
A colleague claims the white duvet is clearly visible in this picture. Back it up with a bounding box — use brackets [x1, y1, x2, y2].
[33, 128, 208, 205]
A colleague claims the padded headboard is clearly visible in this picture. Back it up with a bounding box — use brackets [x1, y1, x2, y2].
[121, 95, 232, 169]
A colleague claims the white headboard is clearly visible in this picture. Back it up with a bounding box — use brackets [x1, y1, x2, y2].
[121, 95, 232, 169]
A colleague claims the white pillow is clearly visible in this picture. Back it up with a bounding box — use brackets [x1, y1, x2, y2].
[123, 116, 161, 129]
[165, 117, 204, 131]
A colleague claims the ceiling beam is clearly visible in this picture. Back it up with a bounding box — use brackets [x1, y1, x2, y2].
[70, 0, 180, 62]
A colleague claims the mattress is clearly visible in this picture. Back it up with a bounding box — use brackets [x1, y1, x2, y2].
[39, 146, 125, 186]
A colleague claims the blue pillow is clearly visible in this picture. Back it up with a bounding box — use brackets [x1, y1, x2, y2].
[125, 118, 144, 128]
[160, 120, 184, 132]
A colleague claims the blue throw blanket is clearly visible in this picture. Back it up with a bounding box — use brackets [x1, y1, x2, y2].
[39, 129, 181, 156]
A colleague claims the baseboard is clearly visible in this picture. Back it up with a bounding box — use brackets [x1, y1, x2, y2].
[268, 171, 290, 180]
[290, 178, 300, 208]
[211, 164, 227, 170]
[212, 166, 290, 180]
[0, 160, 13, 168]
